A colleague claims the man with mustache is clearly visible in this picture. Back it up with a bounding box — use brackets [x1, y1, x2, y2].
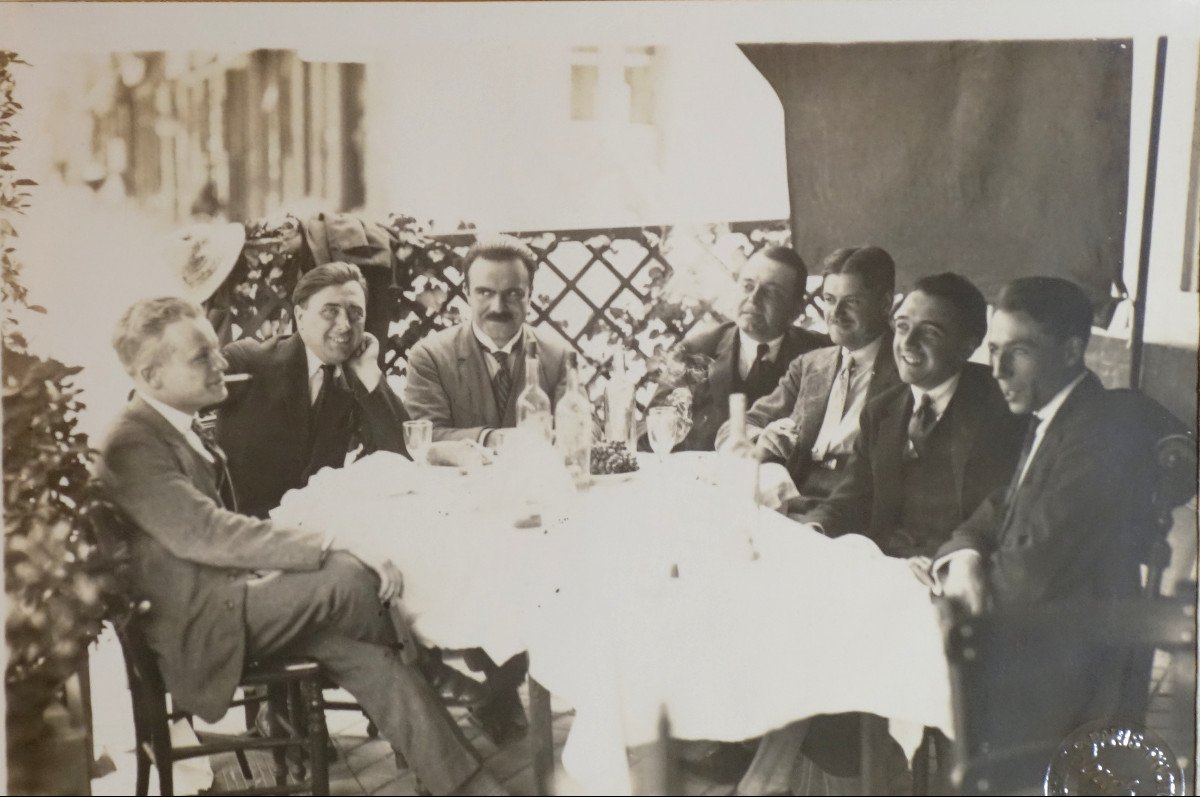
[716, 246, 901, 506]
[99, 297, 508, 795]
[405, 234, 570, 449]
[403, 234, 570, 742]
[650, 245, 828, 451]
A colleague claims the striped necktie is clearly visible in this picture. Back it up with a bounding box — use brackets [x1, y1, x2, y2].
[490, 350, 512, 413]
[905, 393, 937, 460]
[191, 418, 236, 510]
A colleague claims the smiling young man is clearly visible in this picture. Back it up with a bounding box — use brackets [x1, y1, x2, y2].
[737, 273, 1027, 793]
[403, 234, 570, 448]
[216, 261, 411, 520]
[933, 276, 1151, 612]
[801, 272, 1025, 557]
[718, 246, 901, 504]
[927, 275, 1164, 757]
[98, 298, 508, 796]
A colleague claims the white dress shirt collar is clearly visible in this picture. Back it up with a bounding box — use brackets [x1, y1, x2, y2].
[737, 331, 785, 380]
[472, 323, 523, 356]
[305, 346, 344, 404]
[137, 390, 213, 462]
[842, 334, 884, 372]
[1032, 370, 1088, 427]
[909, 371, 962, 420]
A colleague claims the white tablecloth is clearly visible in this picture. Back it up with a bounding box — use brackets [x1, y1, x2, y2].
[273, 450, 952, 794]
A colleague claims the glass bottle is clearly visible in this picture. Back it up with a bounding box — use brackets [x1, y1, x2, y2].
[554, 352, 593, 487]
[515, 340, 552, 443]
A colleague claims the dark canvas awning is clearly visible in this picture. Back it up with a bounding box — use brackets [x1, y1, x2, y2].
[740, 40, 1133, 312]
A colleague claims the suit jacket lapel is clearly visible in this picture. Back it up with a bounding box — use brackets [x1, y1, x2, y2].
[1002, 371, 1101, 536]
[875, 388, 911, 520]
[128, 397, 222, 503]
[944, 370, 983, 506]
[281, 336, 312, 444]
[866, 332, 899, 400]
[794, 346, 840, 455]
[705, 326, 738, 414]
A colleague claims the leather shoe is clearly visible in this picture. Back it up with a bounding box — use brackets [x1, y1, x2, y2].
[469, 687, 529, 746]
[679, 740, 756, 785]
[422, 660, 490, 708]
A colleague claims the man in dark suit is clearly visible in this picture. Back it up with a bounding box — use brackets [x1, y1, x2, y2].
[216, 261, 493, 723]
[216, 261, 410, 520]
[653, 245, 828, 451]
[98, 298, 506, 795]
[930, 276, 1156, 749]
[764, 274, 1025, 792]
[405, 235, 570, 449]
[802, 272, 1025, 556]
[717, 246, 900, 505]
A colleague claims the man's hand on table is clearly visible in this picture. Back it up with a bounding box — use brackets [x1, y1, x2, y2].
[907, 556, 934, 589]
[752, 417, 797, 462]
[757, 463, 800, 513]
[427, 439, 494, 469]
[940, 552, 986, 615]
[482, 428, 511, 451]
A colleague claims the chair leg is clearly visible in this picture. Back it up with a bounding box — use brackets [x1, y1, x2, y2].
[134, 744, 150, 797]
[266, 685, 291, 786]
[303, 679, 330, 796]
[285, 682, 307, 782]
[529, 677, 555, 797]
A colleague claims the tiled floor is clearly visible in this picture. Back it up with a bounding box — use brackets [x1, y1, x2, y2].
[88, 656, 1194, 796]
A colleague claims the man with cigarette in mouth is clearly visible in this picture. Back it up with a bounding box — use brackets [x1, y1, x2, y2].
[98, 296, 509, 795]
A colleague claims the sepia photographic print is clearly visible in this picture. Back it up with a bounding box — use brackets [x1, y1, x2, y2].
[2, 2, 1198, 795]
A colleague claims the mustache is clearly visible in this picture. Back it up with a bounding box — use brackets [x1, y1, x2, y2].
[485, 312, 515, 322]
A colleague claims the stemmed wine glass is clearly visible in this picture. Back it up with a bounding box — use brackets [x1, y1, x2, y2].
[647, 406, 683, 465]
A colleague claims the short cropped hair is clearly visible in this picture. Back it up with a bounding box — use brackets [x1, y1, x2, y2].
[293, 262, 368, 309]
[995, 277, 1093, 345]
[756, 245, 809, 297]
[113, 297, 202, 377]
[462, 235, 537, 285]
[909, 272, 988, 344]
[819, 246, 896, 296]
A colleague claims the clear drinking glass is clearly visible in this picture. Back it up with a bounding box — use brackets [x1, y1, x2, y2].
[402, 419, 433, 465]
[647, 406, 682, 463]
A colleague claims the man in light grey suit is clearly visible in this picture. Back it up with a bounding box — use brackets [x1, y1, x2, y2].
[405, 235, 570, 448]
[97, 297, 506, 795]
[716, 246, 900, 506]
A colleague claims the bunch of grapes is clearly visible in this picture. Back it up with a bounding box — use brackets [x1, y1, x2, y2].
[590, 441, 639, 475]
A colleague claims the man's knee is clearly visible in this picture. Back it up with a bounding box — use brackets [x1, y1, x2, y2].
[316, 552, 392, 639]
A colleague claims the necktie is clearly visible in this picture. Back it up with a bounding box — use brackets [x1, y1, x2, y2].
[307, 364, 349, 474]
[191, 418, 236, 510]
[490, 350, 512, 413]
[810, 356, 855, 461]
[1002, 416, 1042, 528]
[743, 342, 771, 384]
[905, 393, 937, 460]
[831, 356, 855, 420]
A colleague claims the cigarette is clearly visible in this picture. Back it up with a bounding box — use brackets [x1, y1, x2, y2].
[223, 373, 251, 383]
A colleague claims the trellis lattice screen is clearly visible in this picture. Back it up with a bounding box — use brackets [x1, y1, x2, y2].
[207, 217, 818, 408]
